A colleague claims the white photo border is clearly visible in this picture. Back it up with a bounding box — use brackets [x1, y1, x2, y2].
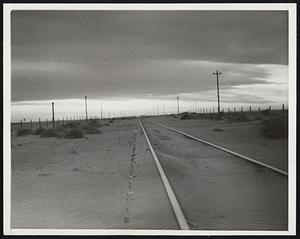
[3, 3, 297, 236]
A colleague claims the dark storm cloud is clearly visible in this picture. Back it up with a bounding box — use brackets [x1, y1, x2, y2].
[11, 10, 288, 101]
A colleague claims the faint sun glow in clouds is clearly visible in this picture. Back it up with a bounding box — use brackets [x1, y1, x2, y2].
[11, 10, 288, 122]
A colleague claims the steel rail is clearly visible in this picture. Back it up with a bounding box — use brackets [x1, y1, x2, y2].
[138, 118, 190, 230]
[149, 120, 288, 177]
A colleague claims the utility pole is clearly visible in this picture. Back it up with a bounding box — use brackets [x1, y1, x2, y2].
[100, 103, 103, 119]
[164, 104, 166, 115]
[85, 96, 88, 122]
[51, 102, 55, 128]
[213, 70, 222, 114]
[176, 96, 180, 114]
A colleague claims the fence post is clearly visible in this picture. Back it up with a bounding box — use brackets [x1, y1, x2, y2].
[282, 104, 285, 111]
[52, 102, 55, 128]
[258, 107, 260, 112]
[30, 120, 33, 129]
[234, 107, 236, 113]
[20, 120, 23, 129]
[269, 105, 271, 111]
[241, 107, 243, 112]
[38, 118, 41, 128]
[249, 106, 251, 113]
[46, 119, 48, 128]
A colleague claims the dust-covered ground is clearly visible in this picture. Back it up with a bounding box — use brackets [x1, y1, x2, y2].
[10, 115, 288, 230]
[148, 113, 288, 172]
[11, 118, 178, 229]
[142, 119, 288, 230]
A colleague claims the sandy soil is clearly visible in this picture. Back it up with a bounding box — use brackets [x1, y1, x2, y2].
[150, 116, 288, 172]
[11, 119, 178, 229]
[142, 120, 288, 230]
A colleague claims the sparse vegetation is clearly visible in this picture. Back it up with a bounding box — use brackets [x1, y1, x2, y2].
[180, 112, 199, 120]
[17, 129, 32, 136]
[40, 128, 59, 137]
[261, 109, 271, 115]
[89, 119, 102, 127]
[81, 124, 102, 134]
[65, 122, 80, 128]
[33, 127, 46, 135]
[228, 112, 250, 122]
[64, 127, 84, 138]
[40, 124, 85, 138]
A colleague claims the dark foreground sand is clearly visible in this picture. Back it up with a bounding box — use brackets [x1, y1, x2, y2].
[11, 119, 177, 229]
[142, 119, 288, 230]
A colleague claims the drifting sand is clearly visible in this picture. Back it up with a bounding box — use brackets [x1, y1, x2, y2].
[142, 120, 288, 230]
[11, 119, 178, 229]
[11, 116, 288, 230]
[150, 116, 288, 172]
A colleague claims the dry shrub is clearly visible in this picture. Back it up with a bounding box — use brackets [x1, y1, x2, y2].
[40, 128, 59, 137]
[81, 124, 102, 134]
[261, 117, 288, 139]
[89, 119, 102, 127]
[65, 122, 80, 128]
[64, 127, 84, 138]
[261, 109, 271, 115]
[33, 127, 46, 135]
[180, 112, 199, 120]
[17, 129, 32, 136]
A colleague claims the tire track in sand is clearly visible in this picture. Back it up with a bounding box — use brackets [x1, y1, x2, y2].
[123, 128, 138, 225]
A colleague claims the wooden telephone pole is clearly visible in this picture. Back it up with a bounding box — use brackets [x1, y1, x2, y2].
[85, 96, 88, 122]
[176, 96, 180, 114]
[51, 102, 55, 128]
[213, 70, 222, 114]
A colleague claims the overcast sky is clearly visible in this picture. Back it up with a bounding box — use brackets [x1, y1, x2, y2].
[11, 10, 288, 120]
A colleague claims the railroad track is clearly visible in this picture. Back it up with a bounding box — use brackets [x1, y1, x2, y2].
[139, 118, 190, 230]
[149, 120, 288, 177]
[138, 117, 288, 230]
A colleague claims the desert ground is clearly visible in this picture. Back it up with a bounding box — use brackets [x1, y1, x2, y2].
[11, 119, 177, 229]
[10, 110, 288, 230]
